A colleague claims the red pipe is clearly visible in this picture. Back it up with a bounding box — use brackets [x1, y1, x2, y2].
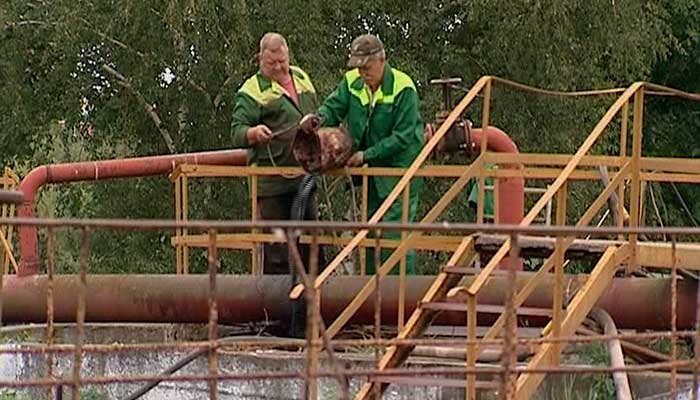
[2, 274, 694, 330]
[17, 150, 247, 276]
[469, 127, 524, 227]
[470, 126, 525, 269]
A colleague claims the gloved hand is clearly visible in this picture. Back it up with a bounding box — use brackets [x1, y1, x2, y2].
[299, 113, 321, 134]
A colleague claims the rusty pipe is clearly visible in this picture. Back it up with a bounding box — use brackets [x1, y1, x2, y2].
[425, 124, 525, 269]
[470, 126, 525, 270]
[1, 274, 696, 330]
[469, 127, 524, 229]
[590, 309, 633, 400]
[17, 150, 247, 276]
[469, 126, 525, 225]
[0, 190, 23, 205]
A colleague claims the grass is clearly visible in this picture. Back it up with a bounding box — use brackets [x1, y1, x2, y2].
[548, 343, 617, 400]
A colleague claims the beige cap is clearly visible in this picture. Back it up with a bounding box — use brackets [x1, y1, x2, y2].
[347, 34, 385, 67]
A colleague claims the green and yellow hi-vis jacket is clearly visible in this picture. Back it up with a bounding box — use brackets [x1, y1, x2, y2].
[318, 63, 424, 199]
[231, 66, 318, 196]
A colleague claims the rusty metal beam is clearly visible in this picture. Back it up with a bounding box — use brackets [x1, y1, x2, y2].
[1, 274, 695, 330]
[0, 190, 23, 205]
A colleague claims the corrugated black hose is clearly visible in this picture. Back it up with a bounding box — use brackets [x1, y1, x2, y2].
[287, 173, 318, 338]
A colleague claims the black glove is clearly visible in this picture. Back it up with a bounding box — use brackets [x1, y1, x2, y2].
[299, 113, 321, 134]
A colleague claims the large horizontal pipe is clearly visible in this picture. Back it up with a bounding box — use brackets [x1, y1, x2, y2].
[17, 149, 247, 276]
[1, 273, 694, 330]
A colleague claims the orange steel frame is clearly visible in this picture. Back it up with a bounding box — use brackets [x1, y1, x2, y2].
[166, 77, 700, 399]
[1, 167, 19, 275]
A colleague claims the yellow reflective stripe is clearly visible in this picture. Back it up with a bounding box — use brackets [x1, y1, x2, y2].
[345, 69, 370, 106]
[345, 68, 415, 107]
[239, 76, 283, 105]
[291, 66, 316, 94]
[376, 88, 394, 106]
[346, 68, 361, 83]
[392, 68, 416, 94]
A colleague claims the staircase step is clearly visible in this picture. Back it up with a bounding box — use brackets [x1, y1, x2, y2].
[442, 266, 508, 276]
[420, 302, 552, 317]
[424, 325, 545, 338]
[372, 376, 499, 389]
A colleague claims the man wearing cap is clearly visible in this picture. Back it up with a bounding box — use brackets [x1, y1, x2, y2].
[231, 32, 319, 276]
[301, 34, 424, 274]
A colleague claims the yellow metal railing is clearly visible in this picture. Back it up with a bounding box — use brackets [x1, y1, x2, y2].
[168, 76, 700, 400]
[346, 77, 700, 400]
[1, 167, 20, 275]
[169, 164, 560, 259]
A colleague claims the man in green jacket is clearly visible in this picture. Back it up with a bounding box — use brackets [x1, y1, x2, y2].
[231, 32, 319, 275]
[303, 34, 424, 274]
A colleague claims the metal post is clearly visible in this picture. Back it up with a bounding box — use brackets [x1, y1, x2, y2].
[399, 185, 409, 330]
[361, 166, 369, 276]
[207, 229, 219, 399]
[47, 227, 55, 400]
[628, 89, 644, 273]
[74, 227, 89, 400]
[466, 293, 477, 400]
[374, 229, 382, 400]
[477, 80, 492, 224]
[251, 174, 259, 275]
[182, 175, 190, 274]
[493, 177, 500, 223]
[671, 236, 678, 398]
[694, 273, 700, 400]
[618, 101, 629, 241]
[175, 174, 182, 274]
[0, 169, 8, 273]
[553, 183, 567, 364]
[309, 230, 320, 400]
[501, 233, 519, 399]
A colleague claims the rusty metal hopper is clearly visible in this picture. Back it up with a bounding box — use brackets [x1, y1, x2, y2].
[292, 127, 353, 173]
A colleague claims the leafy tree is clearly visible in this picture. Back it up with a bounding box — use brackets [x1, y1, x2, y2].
[1, 0, 698, 274]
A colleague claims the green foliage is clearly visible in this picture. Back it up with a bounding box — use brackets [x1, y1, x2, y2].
[584, 375, 616, 400]
[649, 337, 693, 359]
[2, 1, 699, 274]
[573, 343, 617, 400]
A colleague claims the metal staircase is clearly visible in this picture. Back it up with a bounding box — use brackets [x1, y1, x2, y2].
[286, 78, 700, 399]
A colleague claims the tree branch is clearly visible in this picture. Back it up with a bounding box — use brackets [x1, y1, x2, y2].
[78, 17, 146, 59]
[102, 64, 176, 153]
[213, 75, 236, 110]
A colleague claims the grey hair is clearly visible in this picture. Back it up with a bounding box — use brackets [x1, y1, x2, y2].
[259, 32, 288, 54]
[373, 50, 386, 61]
